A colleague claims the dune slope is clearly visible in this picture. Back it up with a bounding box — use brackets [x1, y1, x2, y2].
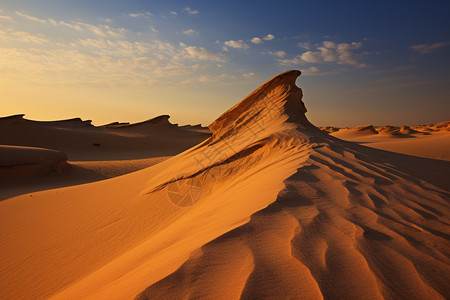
[0, 114, 210, 160]
[0, 71, 449, 300]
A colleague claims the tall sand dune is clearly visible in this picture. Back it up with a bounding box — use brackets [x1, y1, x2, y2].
[0, 71, 449, 299]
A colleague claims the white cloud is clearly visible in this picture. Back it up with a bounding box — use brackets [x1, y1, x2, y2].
[243, 72, 255, 78]
[281, 40, 364, 66]
[299, 51, 322, 63]
[278, 56, 303, 66]
[316, 47, 337, 62]
[410, 42, 450, 54]
[103, 18, 113, 23]
[150, 26, 158, 33]
[335, 42, 362, 65]
[0, 15, 13, 21]
[128, 11, 152, 18]
[0, 11, 242, 89]
[263, 34, 275, 41]
[251, 37, 262, 44]
[268, 50, 286, 58]
[183, 29, 195, 35]
[15, 11, 46, 23]
[185, 7, 199, 15]
[322, 41, 336, 49]
[224, 40, 249, 49]
[170, 11, 177, 16]
[185, 46, 225, 62]
[251, 34, 274, 44]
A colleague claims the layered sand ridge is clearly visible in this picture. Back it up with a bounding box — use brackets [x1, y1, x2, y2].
[0, 71, 449, 299]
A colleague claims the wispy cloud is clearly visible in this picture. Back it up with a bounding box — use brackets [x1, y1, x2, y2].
[15, 11, 46, 23]
[297, 42, 311, 50]
[410, 42, 450, 54]
[48, 18, 57, 25]
[224, 40, 249, 50]
[185, 46, 225, 62]
[268, 50, 286, 58]
[169, 11, 177, 16]
[185, 7, 199, 15]
[128, 11, 152, 18]
[0, 29, 49, 44]
[0, 35, 229, 89]
[55, 20, 126, 38]
[183, 29, 195, 35]
[0, 14, 13, 21]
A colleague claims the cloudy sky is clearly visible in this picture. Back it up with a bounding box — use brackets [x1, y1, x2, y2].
[1, 0, 449, 126]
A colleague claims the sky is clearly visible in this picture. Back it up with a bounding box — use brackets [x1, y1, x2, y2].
[1, 0, 449, 127]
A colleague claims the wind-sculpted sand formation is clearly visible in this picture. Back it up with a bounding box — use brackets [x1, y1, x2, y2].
[0, 71, 449, 299]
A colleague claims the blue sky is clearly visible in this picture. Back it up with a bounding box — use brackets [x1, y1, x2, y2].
[1, 0, 449, 126]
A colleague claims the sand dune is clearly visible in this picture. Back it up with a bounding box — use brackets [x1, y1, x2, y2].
[0, 145, 69, 177]
[0, 114, 210, 161]
[331, 123, 450, 161]
[0, 71, 449, 299]
[0, 114, 210, 199]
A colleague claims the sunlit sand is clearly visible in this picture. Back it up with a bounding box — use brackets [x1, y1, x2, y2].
[0, 71, 449, 299]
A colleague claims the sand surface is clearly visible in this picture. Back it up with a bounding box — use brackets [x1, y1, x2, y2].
[330, 123, 450, 161]
[0, 71, 449, 300]
[0, 115, 209, 199]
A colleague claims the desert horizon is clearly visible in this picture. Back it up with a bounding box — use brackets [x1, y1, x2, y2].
[1, 1, 449, 299]
[1, 70, 449, 299]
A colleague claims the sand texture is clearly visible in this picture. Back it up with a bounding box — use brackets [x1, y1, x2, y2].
[0, 71, 449, 300]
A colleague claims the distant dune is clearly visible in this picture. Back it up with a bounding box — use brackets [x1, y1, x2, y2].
[324, 121, 450, 161]
[0, 114, 210, 161]
[0, 114, 211, 199]
[0, 71, 449, 300]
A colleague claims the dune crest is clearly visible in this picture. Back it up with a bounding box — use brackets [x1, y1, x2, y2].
[0, 71, 449, 300]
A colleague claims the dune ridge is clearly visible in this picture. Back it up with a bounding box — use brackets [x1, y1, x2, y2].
[0, 113, 210, 160]
[0, 71, 449, 299]
[329, 122, 450, 161]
